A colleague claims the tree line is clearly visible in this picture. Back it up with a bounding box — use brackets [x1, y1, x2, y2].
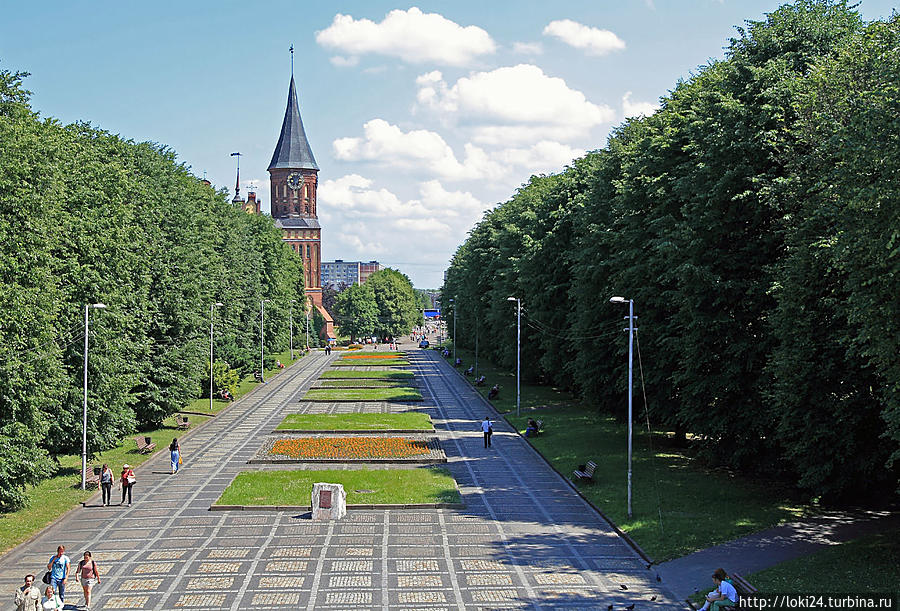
[0, 67, 307, 509]
[442, 1, 900, 501]
[333, 268, 422, 341]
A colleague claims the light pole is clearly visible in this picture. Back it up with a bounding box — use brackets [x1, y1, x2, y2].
[82, 302, 107, 490]
[289, 300, 295, 361]
[506, 297, 521, 417]
[306, 303, 310, 351]
[210, 302, 223, 412]
[610, 296, 636, 518]
[260, 299, 270, 383]
[449, 298, 457, 363]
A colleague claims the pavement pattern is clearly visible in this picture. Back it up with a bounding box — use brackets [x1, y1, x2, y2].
[0, 345, 680, 610]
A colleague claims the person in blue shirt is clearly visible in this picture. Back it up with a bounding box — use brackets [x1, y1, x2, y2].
[46, 546, 69, 603]
[699, 568, 738, 611]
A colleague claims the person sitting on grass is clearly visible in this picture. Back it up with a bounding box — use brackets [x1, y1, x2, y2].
[464, 365, 474, 376]
[487, 384, 499, 400]
[698, 568, 738, 611]
[475, 375, 486, 386]
[525, 418, 538, 437]
[454, 357, 462, 367]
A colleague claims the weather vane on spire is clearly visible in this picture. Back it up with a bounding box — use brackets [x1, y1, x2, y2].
[290, 44, 294, 75]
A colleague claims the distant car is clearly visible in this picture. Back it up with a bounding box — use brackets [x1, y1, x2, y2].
[419, 340, 430, 348]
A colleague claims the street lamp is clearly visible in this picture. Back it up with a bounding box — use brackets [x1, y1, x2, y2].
[210, 302, 223, 413]
[260, 299, 270, 383]
[306, 302, 311, 351]
[506, 297, 521, 417]
[449, 298, 457, 363]
[82, 302, 107, 490]
[289, 300, 295, 361]
[610, 296, 636, 518]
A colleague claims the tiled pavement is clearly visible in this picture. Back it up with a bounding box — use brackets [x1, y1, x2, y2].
[0, 346, 681, 610]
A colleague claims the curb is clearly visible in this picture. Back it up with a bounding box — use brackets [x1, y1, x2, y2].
[209, 502, 466, 512]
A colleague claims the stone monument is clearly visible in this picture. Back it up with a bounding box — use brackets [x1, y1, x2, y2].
[311, 482, 347, 520]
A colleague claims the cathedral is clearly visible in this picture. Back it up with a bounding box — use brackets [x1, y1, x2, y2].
[234, 72, 335, 340]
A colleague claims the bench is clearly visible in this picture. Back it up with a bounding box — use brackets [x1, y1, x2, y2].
[134, 436, 157, 454]
[177, 415, 191, 430]
[573, 460, 597, 482]
[720, 573, 757, 610]
[535, 420, 544, 435]
[83, 466, 100, 487]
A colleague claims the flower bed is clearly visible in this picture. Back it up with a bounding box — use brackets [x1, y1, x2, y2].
[271, 437, 430, 459]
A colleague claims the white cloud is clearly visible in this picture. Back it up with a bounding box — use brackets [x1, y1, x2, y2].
[622, 91, 657, 118]
[315, 8, 496, 66]
[415, 65, 615, 142]
[512, 41, 543, 55]
[543, 19, 625, 56]
[329, 55, 360, 67]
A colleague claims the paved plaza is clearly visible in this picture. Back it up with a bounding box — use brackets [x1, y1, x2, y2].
[0, 347, 680, 610]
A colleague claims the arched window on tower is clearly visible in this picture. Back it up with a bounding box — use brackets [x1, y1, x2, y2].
[306, 244, 311, 258]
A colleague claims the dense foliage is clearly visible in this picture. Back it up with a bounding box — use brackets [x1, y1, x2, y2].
[334, 269, 421, 340]
[442, 2, 900, 501]
[0, 67, 305, 509]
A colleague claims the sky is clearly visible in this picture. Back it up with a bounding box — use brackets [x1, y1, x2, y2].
[2, 1, 897, 288]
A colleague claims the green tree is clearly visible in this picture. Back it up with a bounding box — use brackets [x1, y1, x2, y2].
[367, 269, 421, 339]
[335, 282, 378, 341]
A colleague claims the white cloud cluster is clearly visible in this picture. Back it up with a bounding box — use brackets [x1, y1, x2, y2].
[315, 7, 496, 66]
[415, 65, 615, 143]
[512, 41, 543, 55]
[622, 91, 658, 118]
[543, 19, 626, 56]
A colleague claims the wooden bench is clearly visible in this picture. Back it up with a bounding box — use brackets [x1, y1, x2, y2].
[720, 573, 757, 609]
[535, 420, 544, 435]
[134, 436, 157, 454]
[177, 415, 191, 430]
[83, 466, 100, 487]
[573, 460, 597, 482]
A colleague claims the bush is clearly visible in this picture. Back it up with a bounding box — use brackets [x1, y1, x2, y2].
[0, 423, 54, 511]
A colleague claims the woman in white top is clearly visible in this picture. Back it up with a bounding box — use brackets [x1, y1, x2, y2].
[40, 586, 63, 610]
[699, 568, 738, 611]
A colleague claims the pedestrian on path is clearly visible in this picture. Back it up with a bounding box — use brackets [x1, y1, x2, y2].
[99, 464, 113, 506]
[481, 416, 493, 448]
[120, 465, 135, 506]
[75, 551, 100, 610]
[169, 438, 181, 474]
[698, 569, 738, 611]
[45, 546, 69, 603]
[14, 574, 40, 611]
[40, 586, 62, 610]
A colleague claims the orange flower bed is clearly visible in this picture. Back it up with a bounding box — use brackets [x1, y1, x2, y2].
[343, 355, 407, 359]
[270, 437, 430, 459]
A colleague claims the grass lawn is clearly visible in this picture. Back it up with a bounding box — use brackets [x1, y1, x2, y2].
[331, 359, 409, 367]
[0, 349, 302, 554]
[276, 413, 433, 431]
[749, 528, 900, 593]
[303, 387, 423, 402]
[342, 351, 407, 357]
[320, 370, 414, 380]
[216, 468, 460, 506]
[318, 379, 408, 388]
[446, 345, 811, 562]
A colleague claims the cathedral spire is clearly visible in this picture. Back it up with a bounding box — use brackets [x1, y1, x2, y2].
[230, 151, 242, 202]
[268, 76, 318, 171]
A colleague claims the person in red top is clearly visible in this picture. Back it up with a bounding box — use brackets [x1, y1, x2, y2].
[75, 551, 100, 610]
[120, 465, 135, 506]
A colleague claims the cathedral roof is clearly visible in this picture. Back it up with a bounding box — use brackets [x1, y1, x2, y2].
[275, 217, 320, 229]
[268, 76, 319, 171]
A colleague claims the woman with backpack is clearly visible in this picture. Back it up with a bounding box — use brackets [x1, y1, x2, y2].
[169, 438, 181, 474]
[74, 551, 100, 610]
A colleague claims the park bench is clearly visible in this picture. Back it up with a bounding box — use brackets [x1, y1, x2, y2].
[535, 419, 544, 435]
[83, 466, 100, 487]
[134, 436, 157, 454]
[177, 415, 191, 430]
[572, 460, 597, 482]
[720, 573, 758, 610]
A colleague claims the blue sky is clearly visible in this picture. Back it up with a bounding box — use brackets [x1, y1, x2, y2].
[2, 1, 896, 288]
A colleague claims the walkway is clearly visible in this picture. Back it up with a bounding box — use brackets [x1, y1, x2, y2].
[0, 343, 679, 610]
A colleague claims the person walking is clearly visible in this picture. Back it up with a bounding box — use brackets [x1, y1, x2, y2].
[75, 551, 100, 611]
[120, 464, 135, 506]
[14, 574, 40, 611]
[40, 586, 62, 610]
[481, 416, 493, 449]
[169, 438, 181, 474]
[99, 464, 113, 506]
[45, 546, 69, 604]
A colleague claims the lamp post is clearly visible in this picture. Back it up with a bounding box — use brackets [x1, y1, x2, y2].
[610, 296, 636, 518]
[210, 302, 223, 413]
[506, 297, 521, 417]
[82, 302, 107, 490]
[289, 300, 295, 361]
[449, 298, 457, 363]
[260, 299, 270, 383]
[306, 303, 310, 351]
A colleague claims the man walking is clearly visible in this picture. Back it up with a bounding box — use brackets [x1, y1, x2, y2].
[14, 574, 40, 611]
[481, 416, 493, 449]
[47, 545, 70, 603]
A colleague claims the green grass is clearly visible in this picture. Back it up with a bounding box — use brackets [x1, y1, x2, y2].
[216, 468, 460, 506]
[331, 359, 409, 367]
[303, 387, 423, 402]
[276, 413, 433, 431]
[0, 349, 303, 554]
[447, 345, 811, 562]
[318, 379, 408, 388]
[320, 370, 414, 380]
[344, 351, 407, 356]
[748, 528, 900, 593]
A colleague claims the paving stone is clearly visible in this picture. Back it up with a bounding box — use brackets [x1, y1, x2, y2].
[397, 574, 443, 587]
[268, 546, 314, 557]
[259, 575, 307, 588]
[173, 593, 227, 607]
[118, 578, 164, 591]
[328, 575, 372, 587]
[465, 573, 515, 586]
[102, 595, 150, 608]
[207, 548, 250, 558]
[396, 590, 448, 603]
[396, 560, 441, 572]
[534, 573, 587, 585]
[251, 592, 301, 606]
[324, 591, 373, 604]
[133, 562, 176, 574]
[185, 576, 233, 589]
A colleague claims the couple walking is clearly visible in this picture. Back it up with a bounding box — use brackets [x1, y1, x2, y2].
[15, 546, 100, 610]
[96, 464, 135, 506]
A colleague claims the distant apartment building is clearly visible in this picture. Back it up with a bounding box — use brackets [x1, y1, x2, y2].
[321, 260, 381, 288]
